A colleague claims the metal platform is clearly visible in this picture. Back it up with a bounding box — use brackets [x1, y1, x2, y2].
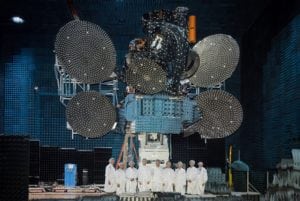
[29, 187, 260, 201]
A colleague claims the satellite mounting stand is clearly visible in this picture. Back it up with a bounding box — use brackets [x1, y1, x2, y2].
[116, 123, 139, 168]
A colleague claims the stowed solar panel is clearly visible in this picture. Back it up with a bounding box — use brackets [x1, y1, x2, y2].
[55, 20, 116, 84]
[66, 91, 116, 138]
[190, 34, 240, 87]
[189, 90, 243, 138]
[126, 57, 167, 94]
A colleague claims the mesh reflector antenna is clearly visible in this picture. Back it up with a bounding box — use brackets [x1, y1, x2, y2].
[66, 91, 116, 138]
[126, 57, 167, 94]
[186, 90, 243, 139]
[55, 20, 116, 84]
[190, 34, 240, 87]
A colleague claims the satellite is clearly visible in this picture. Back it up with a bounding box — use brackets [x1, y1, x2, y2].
[54, 1, 243, 139]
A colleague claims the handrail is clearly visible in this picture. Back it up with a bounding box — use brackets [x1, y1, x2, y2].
[248, 182, 261, 194]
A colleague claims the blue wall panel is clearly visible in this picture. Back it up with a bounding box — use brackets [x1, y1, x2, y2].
[3, 47, 124, 159]
[0, 43, 4, 134]
[262, 16, 300, 168]
[237, 8, 300, 171]
[4, 50, 35, 134]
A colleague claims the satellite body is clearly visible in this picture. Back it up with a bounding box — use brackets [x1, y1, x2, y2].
[124, 94, 200, 134]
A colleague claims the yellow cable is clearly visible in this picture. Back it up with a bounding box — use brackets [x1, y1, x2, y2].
[228, 145, 233, 189]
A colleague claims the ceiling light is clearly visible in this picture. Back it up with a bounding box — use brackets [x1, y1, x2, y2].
[11, 16, 24, 24]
